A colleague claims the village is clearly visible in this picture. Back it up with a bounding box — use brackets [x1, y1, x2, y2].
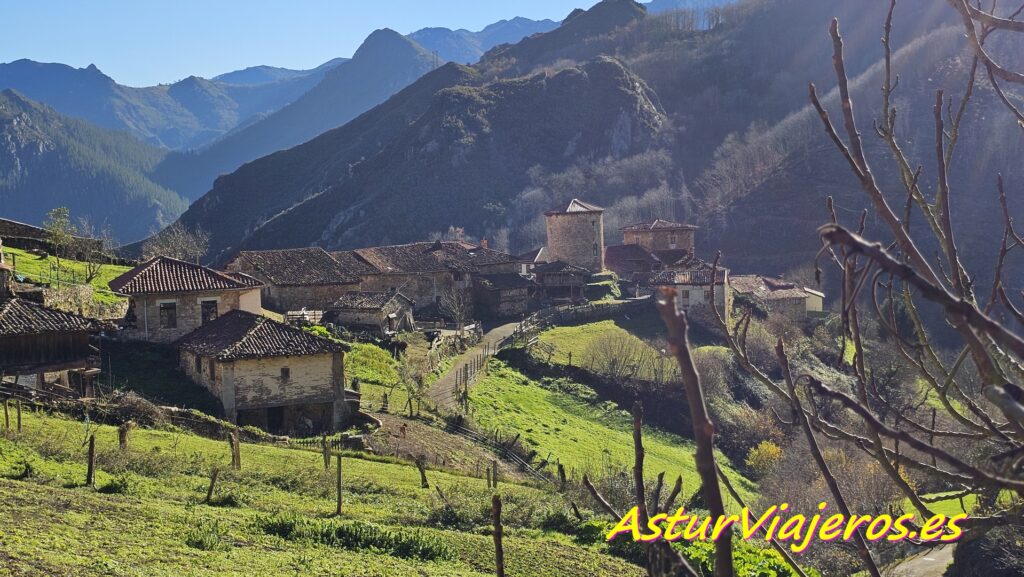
[0, 198, 823, 437]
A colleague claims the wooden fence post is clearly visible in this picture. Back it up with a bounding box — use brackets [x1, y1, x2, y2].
[15, 400, 21, 433]
[118, 421, 134, 450]
[322, 435, 331, 471]
[416, 456, 430, 489]
[205, 468, 219, 503]
[335, 452, 343, 516]
[491, 460, 499, 489]
[3, 398, 8, 432]
[492, 494, 506, 577]
[85, 434, 96, 488]
[229, 428, 241, 470]
[558, 463, 567, 491]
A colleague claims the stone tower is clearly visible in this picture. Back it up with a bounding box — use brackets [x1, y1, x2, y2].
[545, 199, 604, 272]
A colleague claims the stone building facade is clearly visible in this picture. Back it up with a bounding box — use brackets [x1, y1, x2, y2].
[226, 248, 362, 313]
[177, 310, 355, 435]
[545, 199, 605, 273]
[108, 256, 263, 344]
[325, 291, 415, 336]
[472, 273, 535, 319]
[730, 275, 824, 319]
[621, 219, 697, 253]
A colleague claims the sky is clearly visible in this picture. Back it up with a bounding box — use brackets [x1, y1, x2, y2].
[0, 1, 600, 87]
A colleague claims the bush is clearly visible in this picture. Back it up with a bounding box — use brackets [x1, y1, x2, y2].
[185, 518, 231, 551]
[254, 514, 452, 562]
[99, 472, 143, 495]
[744, 440, 783, 479]
[207, 486, 249, 508]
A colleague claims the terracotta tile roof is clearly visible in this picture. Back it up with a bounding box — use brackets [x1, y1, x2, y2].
[176, 310, 343, 360]
[517, 246, 548, 263]
[109, 256, 260, 295]
[474, 273, 536, 291]
[222, 271, 264, 288]
[328, 250, 381, 276]
[605, 244, 660, 276]
[330, 291, 413, 310]
[621, 219, 698, 231]
[0, 297, 98, 337]
[648, 269, 727, 286]
[236, 248, 361, 286]
[731, 275, 819, 301]
[651, 249, 694, 268]
[545, 198, 603, 215]
[352, 241, 519, 274]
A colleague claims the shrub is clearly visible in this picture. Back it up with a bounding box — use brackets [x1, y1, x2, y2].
[254, 514, 452, 562]
[207, 487, 248, 508]
[99, 472, 143, 495]
[539, 509, 581, 535]
[744, 440, 783, 479]
[185, 518, 230, 551]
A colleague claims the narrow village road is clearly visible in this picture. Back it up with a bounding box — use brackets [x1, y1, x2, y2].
[426, 321, 519, 410]
[889, 545, 954, 577]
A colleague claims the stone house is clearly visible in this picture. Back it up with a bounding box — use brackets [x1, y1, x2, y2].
[334, 240, 521, 318]
[544, 199, 605, 273]
[730, 275, 824, 318]
[647, 263, 731, 322]
[324, 290, 415, 336]
[517, 246, 548, 275]
[472, 273, 535, 319]
[108, 256, 263, 344]
[225, 247, 362, 313]
[620, 219, 697, 253]
[176, 310, 355, 435]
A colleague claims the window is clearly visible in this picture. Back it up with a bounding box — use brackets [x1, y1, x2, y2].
[201, 300, 218, 324]
[208, 359, 216, 378]
[593, 243, 599, 257]
[704, 290, 713, 301]
[159, 301, 177, 329]
[669, 233, 678, 248]
[194, 355, 202, 374]
[280, 367, 290, 382]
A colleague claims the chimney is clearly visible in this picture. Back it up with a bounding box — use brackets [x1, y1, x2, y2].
[481, 238, 489, 249]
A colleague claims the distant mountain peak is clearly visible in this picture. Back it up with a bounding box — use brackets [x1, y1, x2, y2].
[355, 28, 427, 60]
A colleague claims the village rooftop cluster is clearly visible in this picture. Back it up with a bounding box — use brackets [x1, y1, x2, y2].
[0, 199, 823, 437]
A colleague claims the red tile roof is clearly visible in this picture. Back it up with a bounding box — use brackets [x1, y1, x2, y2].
[349, 241, 519, 274]
[109, 256, 260, 295]
[236, 248, 361, 286]
[176, 310, 344, 360]
[330, 291, 414, 310]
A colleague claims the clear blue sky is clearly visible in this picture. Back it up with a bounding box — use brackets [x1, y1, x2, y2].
[0, 1, 596, 87]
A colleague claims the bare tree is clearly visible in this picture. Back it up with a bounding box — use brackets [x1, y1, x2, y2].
[438, 285, 473, 335]
[141, 221, 211, 264]
[700, 4, 1024, 575]
[74, 216, 116, 283]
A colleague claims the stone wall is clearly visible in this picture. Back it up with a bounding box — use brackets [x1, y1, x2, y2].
[546, 212, 604, 272]
[623, 229, 694, 253]
[262, 283, 358, 313]
[121, 288, 261, 343]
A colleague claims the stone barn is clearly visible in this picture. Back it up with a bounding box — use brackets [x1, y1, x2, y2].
[325, 290, 415, 336]
[226, 248, 361, 313]
[534, 261, 591, 302]
[472, 273, 535, 319]
[108, 256, 263, 344]
[730, 275, 825, 318]
[544, 199, 605, 273]
[176, 310, 356, 435]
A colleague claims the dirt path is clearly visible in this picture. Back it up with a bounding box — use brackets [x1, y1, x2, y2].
[889, 545, 954, 577]
[426, 322, 519, 410]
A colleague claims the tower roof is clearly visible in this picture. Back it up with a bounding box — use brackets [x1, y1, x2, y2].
[545, 198, 604, 215]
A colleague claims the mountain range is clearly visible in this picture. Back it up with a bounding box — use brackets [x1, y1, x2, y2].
[0, 89, 186, 242]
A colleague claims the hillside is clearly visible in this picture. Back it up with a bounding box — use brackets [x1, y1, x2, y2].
[0, 89, 187, 242]
[409, 17, 559, 65]
[0, 58, 341, 150]
[151, 29, 441, 201]
[212, 58, 347, 86]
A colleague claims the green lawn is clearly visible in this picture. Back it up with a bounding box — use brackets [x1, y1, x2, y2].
[469, 360, 757, 507]
[3, 246, 131, 305]
[0, 410, 645, 577]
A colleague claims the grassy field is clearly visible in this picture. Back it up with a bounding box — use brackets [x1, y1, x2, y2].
[3, 247, 131, 305]
[0, 410, 646, 577]
[469, 360, 757, 506]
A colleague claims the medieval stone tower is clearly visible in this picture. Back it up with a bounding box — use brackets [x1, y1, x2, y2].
[545, 199, 605, 272]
